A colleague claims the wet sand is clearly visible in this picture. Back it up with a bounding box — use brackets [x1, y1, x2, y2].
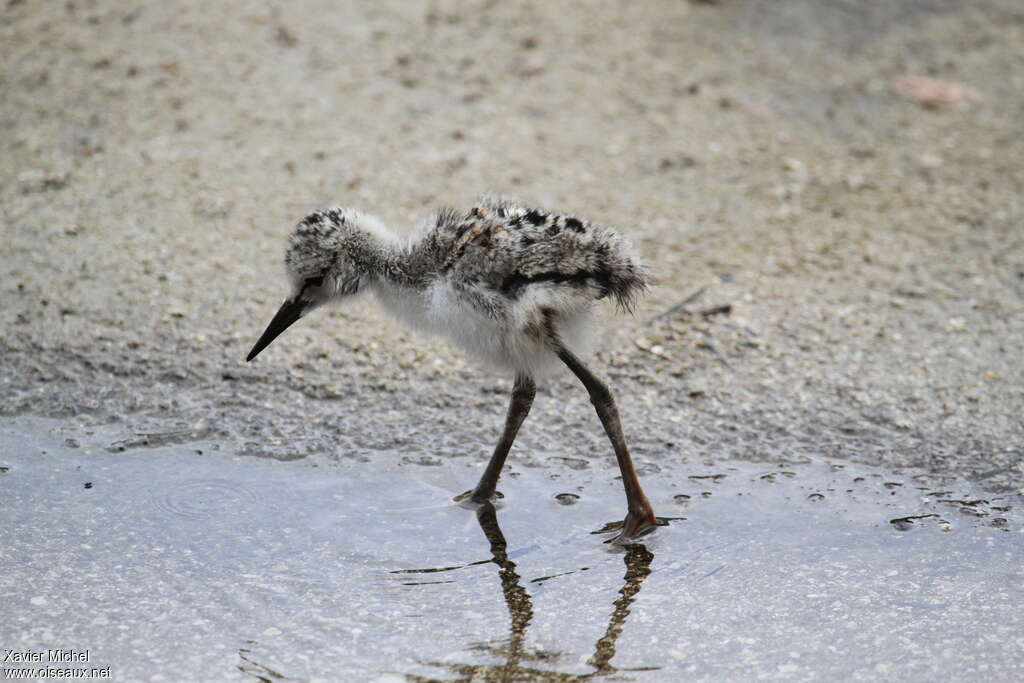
[2, 0, 1023, 680]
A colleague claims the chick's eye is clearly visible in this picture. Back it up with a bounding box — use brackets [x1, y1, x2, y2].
[305, 275, 325, 287]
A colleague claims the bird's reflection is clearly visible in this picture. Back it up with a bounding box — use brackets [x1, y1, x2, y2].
[404, 503, 659, 681]
[586, 541, 654, 675]
[473, 501, 536, 674]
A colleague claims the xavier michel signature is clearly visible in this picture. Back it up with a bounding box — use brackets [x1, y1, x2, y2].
[3, 649, 91, 664]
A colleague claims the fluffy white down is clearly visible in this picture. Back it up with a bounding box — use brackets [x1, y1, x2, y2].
[371, 278, 596, 379]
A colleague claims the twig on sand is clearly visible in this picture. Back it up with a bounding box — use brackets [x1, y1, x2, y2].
[645, 289, 733, 325]
[698, 303, 732, 318]
[644, 287, 706, 325]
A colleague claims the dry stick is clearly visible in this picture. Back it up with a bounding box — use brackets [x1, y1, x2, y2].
[699, 303, 732, 318]
[646, 292, 733, 326]
[644, 286, 706, 325]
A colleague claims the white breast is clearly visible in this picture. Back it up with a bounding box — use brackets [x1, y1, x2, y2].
[372, 277, 597, 379]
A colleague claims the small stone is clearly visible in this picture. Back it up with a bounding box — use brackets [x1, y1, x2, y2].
[781, 157, 804, 172]
[893, 75, 981, 109]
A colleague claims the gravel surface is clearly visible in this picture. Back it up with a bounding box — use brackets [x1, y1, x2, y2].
[4, 0, 1022, 485]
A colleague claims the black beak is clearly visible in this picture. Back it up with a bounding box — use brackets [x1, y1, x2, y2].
[246, 298, 307, 362]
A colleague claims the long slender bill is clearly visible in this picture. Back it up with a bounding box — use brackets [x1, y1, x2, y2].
[246, 298, 307, 361]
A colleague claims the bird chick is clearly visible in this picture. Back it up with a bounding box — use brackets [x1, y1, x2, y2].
[247, 196, 659, 543]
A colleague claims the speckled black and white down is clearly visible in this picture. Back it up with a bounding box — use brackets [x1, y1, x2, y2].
[281, 195, 649, 377]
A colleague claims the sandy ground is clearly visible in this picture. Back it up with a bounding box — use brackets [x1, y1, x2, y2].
[3, 0, 1022, 484]
[3, 0, 1024, 679]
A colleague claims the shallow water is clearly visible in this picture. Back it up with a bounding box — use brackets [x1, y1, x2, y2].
[1, 418, 1021, 681]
